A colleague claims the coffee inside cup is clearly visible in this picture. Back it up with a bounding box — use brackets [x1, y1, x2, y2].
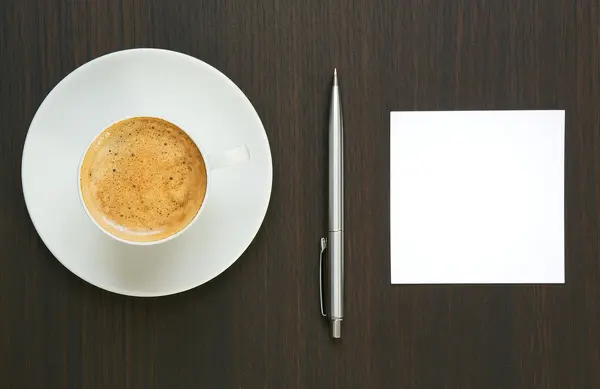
[80, 117, 207, 243]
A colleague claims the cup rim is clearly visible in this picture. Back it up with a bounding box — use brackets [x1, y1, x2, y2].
[77, 115, 211, 246]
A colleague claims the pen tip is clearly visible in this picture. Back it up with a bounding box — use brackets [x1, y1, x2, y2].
[333, 68, 338, 86]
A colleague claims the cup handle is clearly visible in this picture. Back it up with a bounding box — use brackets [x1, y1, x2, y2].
[206, 144, 250, 171]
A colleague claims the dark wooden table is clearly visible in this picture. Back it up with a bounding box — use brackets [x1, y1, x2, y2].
[1, 0, 599, 387]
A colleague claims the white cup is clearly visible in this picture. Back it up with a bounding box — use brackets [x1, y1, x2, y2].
[77, 116, 250, 246]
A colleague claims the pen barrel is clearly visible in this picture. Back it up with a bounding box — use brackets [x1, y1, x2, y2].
[327, 230, 344, 320]
[328, 86, 343, 230]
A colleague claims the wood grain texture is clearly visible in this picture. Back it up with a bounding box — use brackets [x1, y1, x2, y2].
[1, 0, 599, 387]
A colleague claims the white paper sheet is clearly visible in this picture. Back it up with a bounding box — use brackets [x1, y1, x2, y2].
[390, 110, 565, 284]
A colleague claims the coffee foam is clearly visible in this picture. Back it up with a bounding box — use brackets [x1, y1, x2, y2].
[80, 117, 207, 242]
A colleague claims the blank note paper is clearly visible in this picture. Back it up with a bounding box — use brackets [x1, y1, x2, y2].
[390, 111, 565, 284]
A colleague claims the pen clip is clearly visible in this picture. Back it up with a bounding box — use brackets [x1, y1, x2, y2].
[319, 237, 327, 317]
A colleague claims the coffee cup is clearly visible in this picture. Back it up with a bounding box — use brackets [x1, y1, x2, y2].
[78, 116, 249, 246]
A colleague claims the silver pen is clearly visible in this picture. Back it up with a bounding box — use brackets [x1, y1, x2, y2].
[320, 68, 344, 339]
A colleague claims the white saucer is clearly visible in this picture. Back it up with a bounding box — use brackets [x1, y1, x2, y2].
[22, 49, 272, 297]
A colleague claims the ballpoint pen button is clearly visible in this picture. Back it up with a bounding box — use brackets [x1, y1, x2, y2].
[331, 319, 341, 339]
